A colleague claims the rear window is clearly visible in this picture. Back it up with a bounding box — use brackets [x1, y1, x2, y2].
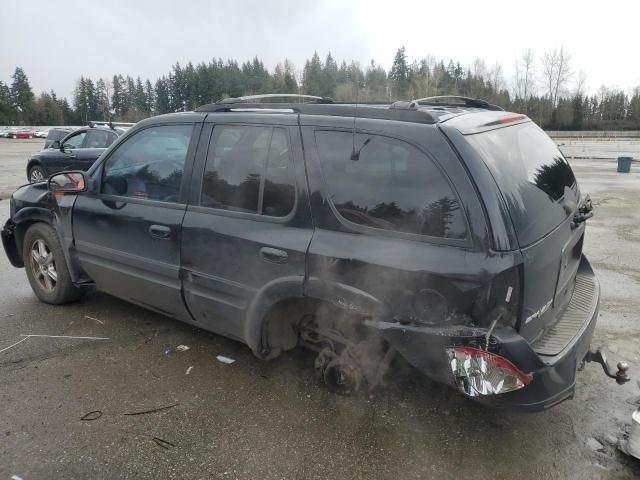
[467, 123, 579, 246]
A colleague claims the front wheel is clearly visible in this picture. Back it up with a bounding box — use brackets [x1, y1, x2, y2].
[28, 165, 46, 183]
[23, 223, 83, 304]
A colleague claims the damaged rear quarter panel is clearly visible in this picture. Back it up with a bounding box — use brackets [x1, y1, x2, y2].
[300, 118, 523, 330]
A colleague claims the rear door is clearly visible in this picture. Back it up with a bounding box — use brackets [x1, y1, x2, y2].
[465, 122, 584, 342]
[301, 120, 480, 327]
[44, 130, 87, 174]
[71, 129, 113, 171]
[72, 122, 199, 320]
[181, 115, 313, 341]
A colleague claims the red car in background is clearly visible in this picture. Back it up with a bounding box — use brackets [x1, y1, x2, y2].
[15, 130, 36, 139]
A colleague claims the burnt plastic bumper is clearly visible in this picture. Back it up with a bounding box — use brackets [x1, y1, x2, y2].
[366, 257, 603, 412]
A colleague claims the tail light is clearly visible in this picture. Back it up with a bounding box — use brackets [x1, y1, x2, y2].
[446, 346, 533, 396]
[484, 114, 528, 126]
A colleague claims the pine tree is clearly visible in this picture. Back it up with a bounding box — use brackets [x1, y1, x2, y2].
[321, 52, 338, 98]
[10, 67, 35, 124]
[154, 77, 171, 114]
[283, 60, 298, 93]
[389, 47, 410, 100]
[0, 80, 14, 124]
[302, 51, 323, 96]
[144, 79, 154, 114]
[111, 75, 124, 119]
[96, 79, 110, 121]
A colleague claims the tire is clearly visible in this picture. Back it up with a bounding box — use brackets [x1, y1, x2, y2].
[23, 223, 83, 304]
[28, 165, 46, 183]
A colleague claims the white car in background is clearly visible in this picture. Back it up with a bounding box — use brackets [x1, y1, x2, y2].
[34, 130, 49, 138]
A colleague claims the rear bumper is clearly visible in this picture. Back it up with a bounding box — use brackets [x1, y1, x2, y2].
[368, 256, 600, 412]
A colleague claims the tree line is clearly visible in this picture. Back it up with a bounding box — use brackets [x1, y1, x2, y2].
[1, 47, 640, 130]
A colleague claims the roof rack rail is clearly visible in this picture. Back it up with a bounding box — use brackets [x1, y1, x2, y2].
[389, 101, 418, 110]
[195, 102, 437, 124]
[411, 96, 504, 111]
[217, 94, 334, 105]
[88, 120, 136, 130]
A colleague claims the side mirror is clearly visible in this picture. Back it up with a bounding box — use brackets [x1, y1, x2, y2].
[51, 140, 60, 149]
[48, 171, 88, 194]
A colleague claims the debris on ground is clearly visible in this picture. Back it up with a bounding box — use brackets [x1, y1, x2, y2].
[85, 315, 104, 325]
[80, 410, 103, 421]
[20, 334, 109, 340]
[175, 345, 190, 352]
[152, 437, 176, 450]
[123, 402, 179, 416]
[586, 437, 605, 452]
[185, 366, 193, 375]
[216, 355, 235, 365]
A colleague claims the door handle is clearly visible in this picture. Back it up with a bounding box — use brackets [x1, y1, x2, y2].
[149, 224, 171, 239]
[68, 154, 77, 159]
[260, 247, 288, 264]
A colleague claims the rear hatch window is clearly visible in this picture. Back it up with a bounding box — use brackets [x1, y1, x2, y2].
[466, 123, 579, 246]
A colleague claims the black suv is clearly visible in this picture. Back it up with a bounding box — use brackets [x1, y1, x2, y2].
[2, 95, 622, 410]
[26, 122, 132, 183]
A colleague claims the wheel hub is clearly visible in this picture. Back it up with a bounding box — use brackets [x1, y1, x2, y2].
[30, 239, 57, 292]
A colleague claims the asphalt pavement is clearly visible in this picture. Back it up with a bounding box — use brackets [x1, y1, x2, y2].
[1, 139, 639, 479]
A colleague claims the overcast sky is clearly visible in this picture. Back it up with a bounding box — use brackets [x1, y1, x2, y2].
[1, 0, 638, 100]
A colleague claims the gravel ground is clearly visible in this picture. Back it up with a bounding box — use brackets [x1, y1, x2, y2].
[0, 138, 639, 479]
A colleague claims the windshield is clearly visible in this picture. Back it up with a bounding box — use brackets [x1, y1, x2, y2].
[467, 123, 579, 246]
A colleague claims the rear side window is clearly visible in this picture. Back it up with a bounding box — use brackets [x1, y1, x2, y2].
[315, 131, 467, 239]
[102, 124, 192, 202]
[200, 125, 296, 217]
[466, 123, 578, 246]
[84, 130, 110, 148]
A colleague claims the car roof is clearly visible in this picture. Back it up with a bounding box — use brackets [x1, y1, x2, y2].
[137, 95, 529, 134]
[189, 94, 520, 128]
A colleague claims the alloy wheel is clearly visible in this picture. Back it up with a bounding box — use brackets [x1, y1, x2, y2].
[29, 239, 57, 292]
[30, 169, 44, 183]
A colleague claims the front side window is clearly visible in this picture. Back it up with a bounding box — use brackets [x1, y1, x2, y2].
[315, 131, 466, 239]
[101, 124, 192, 202]
[201, 125, 295, 217]
[63, 131, 86, 149]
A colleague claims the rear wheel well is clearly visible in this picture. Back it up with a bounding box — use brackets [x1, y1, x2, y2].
[259, 297, 321, 359]
[260, 297, 380, 357]
[260, 297, 396, 394]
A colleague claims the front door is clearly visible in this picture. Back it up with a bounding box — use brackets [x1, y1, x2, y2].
[181, 118, 313, 341]
[72, 123, 198, 320]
